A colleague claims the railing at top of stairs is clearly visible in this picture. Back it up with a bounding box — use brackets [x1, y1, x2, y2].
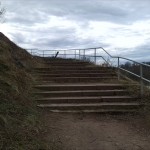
[28, 47, 150, 96]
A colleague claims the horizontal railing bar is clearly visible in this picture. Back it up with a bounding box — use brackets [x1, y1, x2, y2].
[27, 47, 150, 68]
[119, 57, 150, 67]
[28, 46, 150, 97]
[120, 67, 150, 83]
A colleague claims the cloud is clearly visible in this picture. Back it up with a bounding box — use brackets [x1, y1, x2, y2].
[2, 0, 150, 24]
[0, 0, 150, 61]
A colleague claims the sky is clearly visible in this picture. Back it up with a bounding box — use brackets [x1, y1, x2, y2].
[0, 0, 150, 61]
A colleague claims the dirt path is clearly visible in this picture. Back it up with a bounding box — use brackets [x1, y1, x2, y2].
[42, 112, 150, 150]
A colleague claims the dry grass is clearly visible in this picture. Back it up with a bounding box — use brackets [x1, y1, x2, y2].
[118, 77, 150, 127]
[0, 32, 48, 149]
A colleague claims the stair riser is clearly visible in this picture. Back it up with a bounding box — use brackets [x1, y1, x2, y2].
[43, 60, 90, 63]
[36, 91, 127, 98]
[37, 98, 136, 104]
[34, 70, 113, 74]
[37, 73, 116, 78]
[38, 105, 140, 110]
[34, 67, 114, 71]
[34, 85, 123, 91]
[45, 64, 91, 66]
[43, 60, 89, 63]
[36, 77, 118, 83]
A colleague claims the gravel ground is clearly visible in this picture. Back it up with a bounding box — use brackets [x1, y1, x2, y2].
[42, 112, 150, 150]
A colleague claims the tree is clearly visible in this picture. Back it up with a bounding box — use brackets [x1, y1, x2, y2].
[0, 2, 5, 22]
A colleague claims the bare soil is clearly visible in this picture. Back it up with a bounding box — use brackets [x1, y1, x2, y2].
[42, 112, 150, 150]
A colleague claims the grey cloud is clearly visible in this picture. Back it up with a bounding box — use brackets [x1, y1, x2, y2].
[1, 0, 150, 62]
[3, 0, 150, 25]
[33, 36, 101, 49]
[116, 42, 150, 62]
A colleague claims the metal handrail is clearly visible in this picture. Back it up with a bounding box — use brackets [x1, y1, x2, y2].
[28, 48, 150, 67]
[27, 47, 150, 96]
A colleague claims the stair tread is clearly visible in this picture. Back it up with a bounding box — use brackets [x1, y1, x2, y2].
[38, 76, 117, 78]
[44, 109, 139, 113]
[36, 96, 137, 100]
[35, 83, 123, 87]
[36, 73, 115, 75]
[34, 89, 126, 93]
[37, 102, 141, 107]
[34, 66, 112, 68]
[37, 77, 118, 80]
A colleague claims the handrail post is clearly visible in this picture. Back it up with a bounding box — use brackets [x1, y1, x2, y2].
[94, 48, 96, 64]
[79, 49, 81, 60]
[43, 50, 44, 57]
[118, 57, 120, 80]
[83, 49, 85, 60]
[64, 50, 66, 58]
[54, 50, 56, 57]
[140, 65, 144, 96]
[75, 50, 77, 59]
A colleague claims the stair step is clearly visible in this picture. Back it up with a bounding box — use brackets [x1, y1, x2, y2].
[32, 58, 142, 113]
[34, 70, 114, 74]
[34, 83, 124, 91]
[34, 66, 114, 71]
[46, 63, 92, 66]
[43, 109, 139, 113]
[37, 102, 141, 110]
[36, 73, 116, 77]
[34, 90, 128, 97]
[44, 60, 90, 63]
[36, 96, 137, 104]
[43, 59, 88, 63]
[36, 77, 118, 82]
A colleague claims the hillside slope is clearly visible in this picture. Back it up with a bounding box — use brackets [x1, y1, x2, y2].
[0, 32, 45, 149]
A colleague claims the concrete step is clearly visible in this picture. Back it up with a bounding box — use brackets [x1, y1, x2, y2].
[37, 102, 141, 111]
[37, 76, 117, 83]
[33, 70, 114, 74]
[41, 109, 139, 113]
[34, 83, 124, 91]
[36, 73, 116, 78]
[36, 96, 137, 104]
[43, 58, 88, 63]
[36, 77, 118, 83]
[45, 63, 92, 66]
[34, 66, 114, 71]
[34, 89, 128, 98]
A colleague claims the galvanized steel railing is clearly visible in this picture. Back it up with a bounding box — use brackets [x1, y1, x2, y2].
[28, 47, 150, 96]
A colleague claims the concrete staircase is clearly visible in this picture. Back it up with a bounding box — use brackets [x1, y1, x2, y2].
[33, 58, 141, 113]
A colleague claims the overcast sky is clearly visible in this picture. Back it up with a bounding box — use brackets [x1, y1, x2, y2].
[0, 0, 150, 61]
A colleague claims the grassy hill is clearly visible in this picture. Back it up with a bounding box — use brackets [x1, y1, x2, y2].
[0, 32, 46, 149]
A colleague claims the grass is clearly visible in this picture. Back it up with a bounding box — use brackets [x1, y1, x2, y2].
[0, 32, 48, 149]
[118, 76, 150, 127]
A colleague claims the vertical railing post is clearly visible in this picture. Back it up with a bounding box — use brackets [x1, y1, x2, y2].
[79, 49, 81, 60]
[54, 50, 56, 57]
[140, 65, 144, 97]
[118, 57, 120, 80]
[75, 50, 77, 59]
[64, 50, 66, 58]
[83, 49, 85, 60]
[94, 48, 97, 64]
[43, 50, 44, 57]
